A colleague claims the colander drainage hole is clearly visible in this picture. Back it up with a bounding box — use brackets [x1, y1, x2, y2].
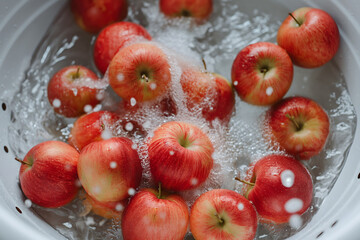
[3, 146, 8, 153]
[331, 220, 338, 228]
[1, 103, 6, 111]
[358, 173, 360, 179]
[316, 231, 324, 238]
[15, 206, 22, 214]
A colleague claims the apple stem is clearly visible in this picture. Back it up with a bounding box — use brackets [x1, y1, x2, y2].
[235, 177, 255, 186]
[286, 114, 302, 131]
[158, 182, 162, 199]
[289, 13, 301, 26]
[141, 74, 149, 83]
[215, 214, 225, 227]
[202, 58, 207, 71]
[14, 157, 32, 167]
[72, 67, 81, 80]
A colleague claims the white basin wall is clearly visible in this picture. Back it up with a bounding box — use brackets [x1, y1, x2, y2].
[0, 0, 359, 239]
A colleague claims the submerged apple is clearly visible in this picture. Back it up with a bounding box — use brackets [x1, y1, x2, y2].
[18, 141, 80, 208]
[159, 0, 213, 21]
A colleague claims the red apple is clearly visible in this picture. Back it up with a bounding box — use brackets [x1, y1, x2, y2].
[181, 68, 235, 122]
[108, 42, 172, 103]
[94, 21, 152, 74]
[77, 137, 142, 202]
[159, 0, 213, 21]
[148, 121, 214, 191]
[17, 141, 80, 208]
[265, 96, 330, 160]
[70, 0, 128, 33]
[239, 154, 313, 224]
[121, 186, 189, 240]
[277, 7, 340, 68]
[82, 192, 127, 219]
[47, 65, 104, 118]
[231, 42, 293, 106]
[190, 189, 257, 240]
[68, 111, 120, 151]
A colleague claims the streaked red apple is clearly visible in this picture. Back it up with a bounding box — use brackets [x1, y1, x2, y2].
[159, 0, 213, 21]
[181, 68, 235, 122]
[94, 21, 152, 74]
[77, 137, 142, 202]
[70, 0, 128, 33]
[68, 111, 120, 151]
[265, 96, 330, 160]
[277, 7, 340, 68]
[239, 154, 313, 224]
[17, 141, 80, 208]
[231, 42, 293, 106]
[121, 186, 189, 240]
[148, 121, 214, 191]
[108, 42, 172, 103]
[47, 65, 104, 118]
[190, 189, 257, 240]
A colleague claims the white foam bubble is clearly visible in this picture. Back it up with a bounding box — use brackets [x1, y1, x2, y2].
[125, 122, 134, 131]
[281, 170, 295, 188]
[52, 99, 61, 108]
[169, 150, 175, 155]
[237, 203, 244, 211]
[117, 73, 124, 82]
[289, 214, 303, 229]
[110, 161, 117, 169]
[128, 188, 136, 196]
[131, 143, 138, 150]
[233, 81, 238, 86]
[85, 216, 95, 226]
[285, 198, 304, 213]
[115, 203, 124, 212]
[63, 222, 73, 229]
[190, 178, 198, 186]
[24, 199, 32, 208]
[101, 129, 113, 140]
[150, 83, 157, 90]
[130, 98, 136, 106]
[266, 86, 273, 96]
[84, 104, 92, 113]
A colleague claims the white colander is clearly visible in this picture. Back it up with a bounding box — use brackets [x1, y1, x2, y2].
[0, 0, 359, 239]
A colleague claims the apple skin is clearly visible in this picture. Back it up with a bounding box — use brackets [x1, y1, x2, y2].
[231, 42, 293, 106]
[121, 188, 189, 240]
[70, 0, 128, 33]
[77, 137, 142, 202]
[47, 65, 103, 118]
[242, 154, 313, 224]
[159, 0, 213, 20]
[190, 189, 258, 240]
[82, 192, 127, 219]
[108, 42, 172, 103]
[68, 111, 120, 151]
[181, 69, 235, 122]
[19, 141, 80, 208]
[148, 121, 214, 191]
[265, 96, 330, 160]
[277, 7, 340, 68]
[94, 21, 152, 75]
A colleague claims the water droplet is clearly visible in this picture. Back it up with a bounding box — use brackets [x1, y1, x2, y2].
[237, 203, 244, 211]
[131, 143, 138, 150]
[24, 199, 32, 208]
[233, 81, 238, 86]
[130, 98, 136, 106]
[52, 99, 61, 108]
[85, 216, 95, 226]
[285, 198, 304, 213]
[190, 178, 198, 186]
[169, 151, 174, 155]
[266, 87, 273, 96]
[289, 214, 303, 229]
[96, 92, 105, 101]
[150, 83, 157, 90]
[125, 122, 134, 131]
[117, 73, 124, 82]
[128, 188, 136, 196]
[115, 203, 124, 212]
[110, 161, 117, 169]
[72, 88, 78, 96]
[281, 170, 295, 188]
[84, 105, 92, 113]
[63, 222, 72, 229]
[143, 120, 151, 129]
[101, 129, 113, 140]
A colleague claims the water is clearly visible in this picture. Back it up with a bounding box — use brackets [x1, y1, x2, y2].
[7, 0, 357, 239]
